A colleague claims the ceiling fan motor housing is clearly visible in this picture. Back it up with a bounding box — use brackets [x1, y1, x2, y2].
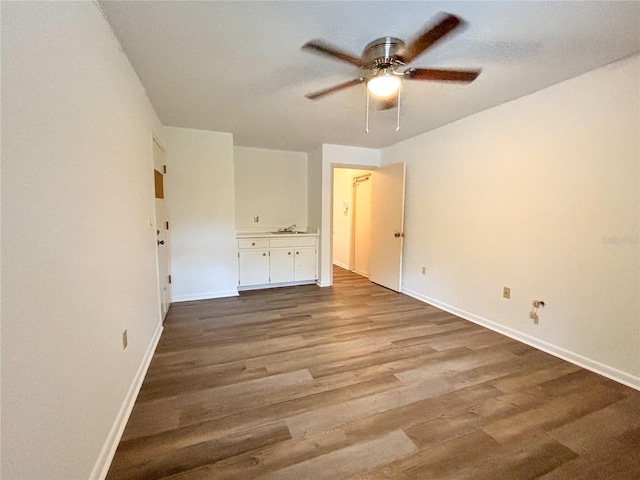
[362, 37, 406, 70]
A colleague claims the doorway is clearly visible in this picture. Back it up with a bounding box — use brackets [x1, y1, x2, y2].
[332, 168, 372, 277]
[153, 138, 171, 321]
[331, 163, 406, 292]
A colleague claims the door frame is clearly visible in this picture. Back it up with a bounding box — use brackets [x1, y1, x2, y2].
[330, 165, 375, 286]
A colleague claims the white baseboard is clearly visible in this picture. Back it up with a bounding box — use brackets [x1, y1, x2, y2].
[332, 260, 349, 270]
[238, 280, 316, 291]
[402, 287, 640, 392]
[352, 269, 370, 278]
[90, 321, 164, 479]
[172, 290, 239, 302]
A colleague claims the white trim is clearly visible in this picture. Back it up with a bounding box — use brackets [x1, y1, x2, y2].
[332, 260, 349, 270]
[172, 290, 239, 302]
[152, 136, 166, 153]
[351, 269, 370, 278]
[403, 287, 640, 392]
[90, 321, 164, 480]
[317, 280, 331, 287]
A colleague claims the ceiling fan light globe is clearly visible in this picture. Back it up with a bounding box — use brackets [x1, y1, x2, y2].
[367, 75, 401, 98]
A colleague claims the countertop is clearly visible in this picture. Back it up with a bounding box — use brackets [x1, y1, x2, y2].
[236, 231, 319, 239]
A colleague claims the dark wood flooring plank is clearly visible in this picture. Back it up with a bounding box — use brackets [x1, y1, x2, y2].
[259, 429, 418, 480]
[537, 441, 640, 480]
[109, 422, 290, 480]
[449, 433, 579, 480]
[208, 428, 353, 479]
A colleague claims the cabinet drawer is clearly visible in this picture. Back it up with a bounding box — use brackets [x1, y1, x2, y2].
[238, 238, 269, 249]
[269, 237, 317, 248]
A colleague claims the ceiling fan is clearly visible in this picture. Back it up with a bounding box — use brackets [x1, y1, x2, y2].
[302, 12, 480, 112]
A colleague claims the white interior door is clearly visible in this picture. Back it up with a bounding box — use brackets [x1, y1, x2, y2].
[369, 163, 406, 292]
[153, 140, 171, 321]
[351, 175, 371, 277]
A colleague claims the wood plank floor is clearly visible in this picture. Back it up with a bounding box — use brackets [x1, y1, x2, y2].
[107, 267, 640, 479]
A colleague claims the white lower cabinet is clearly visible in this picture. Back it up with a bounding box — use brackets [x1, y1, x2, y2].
[238, 249, 269, 286]
[270, 248, 295, 283]
[294, 247, 317, 281]
[238, 235, 318, 288]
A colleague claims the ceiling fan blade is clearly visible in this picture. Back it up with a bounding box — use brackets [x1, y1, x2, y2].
[405, 68, 480, 82]
[305, 78, 365, 99]
[401, 13, 464, 63]
[302, 40, 364, 68]
[377, 94, 398, 110]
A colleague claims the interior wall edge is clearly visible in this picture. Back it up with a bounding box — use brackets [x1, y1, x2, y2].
[403, 287, 640, 391]
[90, 322, 164, 480]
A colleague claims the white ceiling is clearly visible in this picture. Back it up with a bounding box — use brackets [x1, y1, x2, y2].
[100, 1, 639, 153]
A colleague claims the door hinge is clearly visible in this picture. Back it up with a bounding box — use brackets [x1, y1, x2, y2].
[168, 274, 172, 284]
[163, 165, 167, 174]
[166, 221, 169, 230]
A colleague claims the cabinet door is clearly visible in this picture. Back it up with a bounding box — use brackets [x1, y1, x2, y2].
[239, 249, 270, 286]
[295, 247, 317, 281]
[270, 248, 295, 283]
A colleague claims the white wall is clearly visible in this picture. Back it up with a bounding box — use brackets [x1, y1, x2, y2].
[332, 168, 372, 269]
[307, 146, 323, 232]
[382, 55, 640, 388]
[234, 147, 308, 231]
[319, 145, 380, 286]
[1, 2, 164, 478]
[163, 127, 238, 301]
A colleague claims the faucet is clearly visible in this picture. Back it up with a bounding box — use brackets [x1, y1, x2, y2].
[280, 224, 296, 232]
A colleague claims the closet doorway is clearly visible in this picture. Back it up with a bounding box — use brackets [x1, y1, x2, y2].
[332, 168, 372, 277]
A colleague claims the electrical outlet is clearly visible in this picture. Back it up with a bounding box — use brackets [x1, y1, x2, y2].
[503, 287, 511, 299]
[421, 267, 426, 275]
[122, 329, 128, 350]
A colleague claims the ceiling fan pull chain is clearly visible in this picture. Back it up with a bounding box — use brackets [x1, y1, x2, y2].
[396, 83, 402, 132]
[365, 87, 370, 134]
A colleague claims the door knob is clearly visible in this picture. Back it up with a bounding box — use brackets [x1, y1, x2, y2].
[157, 240, 165, 245]
[394, 232, 405, 238]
